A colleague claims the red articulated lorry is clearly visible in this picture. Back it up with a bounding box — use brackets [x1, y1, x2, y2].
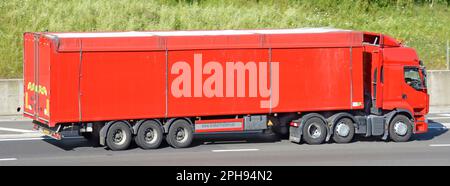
[23, 28, 429, 150]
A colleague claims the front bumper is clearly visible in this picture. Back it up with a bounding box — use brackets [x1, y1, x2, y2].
[414, 119, 428, 134]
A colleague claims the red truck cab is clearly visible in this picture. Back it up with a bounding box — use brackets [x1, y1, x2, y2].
[363, 32, 429, 135]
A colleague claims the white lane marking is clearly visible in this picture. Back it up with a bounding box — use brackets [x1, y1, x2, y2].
[212, 148, 260, 152]
[429, 144, 450, 147]
[0, 158, 17, 161]
[0, 127, 36, 133]
[0, 132, 44, 138]
[0, 136, 83, 142]
[0, 133, 44, 139]
[0, 119, 32, 122]
[439, 114, 450, 117]
[0, 137, 46, 142]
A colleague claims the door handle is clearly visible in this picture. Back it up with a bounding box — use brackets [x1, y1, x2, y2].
[402, 94, 407, 100]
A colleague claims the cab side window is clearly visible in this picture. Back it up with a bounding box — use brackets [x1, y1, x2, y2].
[404, 67, 423, 90]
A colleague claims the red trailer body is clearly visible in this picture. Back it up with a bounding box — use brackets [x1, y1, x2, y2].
[23, 28, 429, 150]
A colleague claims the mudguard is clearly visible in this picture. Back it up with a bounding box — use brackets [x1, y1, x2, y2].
[326, 112, 357, 142]
[163, 117, 193, 133]
[99, 120, 132, 146]
[382, 109, 414, 140]
[132, 119, 163, 134]
[289, 113, 327, 143]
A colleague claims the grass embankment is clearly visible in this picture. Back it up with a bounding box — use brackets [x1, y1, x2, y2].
[0, 0, 449, 78]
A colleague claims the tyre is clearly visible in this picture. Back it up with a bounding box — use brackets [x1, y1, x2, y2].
[135, 120, 164, 149]
[106, 121, 132, 151]
[332, 118, 355, 143]
[389, 115, 413, 142]
[166, 119, 194, 148]
[302, 117, 327, 145]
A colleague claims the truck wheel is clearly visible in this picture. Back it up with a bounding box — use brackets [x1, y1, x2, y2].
[135, 120, 163, 149]
[302, 117, 327, 145]
[106, 121, 132, 151]
[332, 118, 355, 143]
[389, 115, 413, 142]
[166, 119, 193, 148]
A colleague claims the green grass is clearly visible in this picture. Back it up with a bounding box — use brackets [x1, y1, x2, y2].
[0, 0, 449, 78]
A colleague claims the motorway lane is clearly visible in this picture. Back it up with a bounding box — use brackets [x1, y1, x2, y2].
[0, 113, 449, 165]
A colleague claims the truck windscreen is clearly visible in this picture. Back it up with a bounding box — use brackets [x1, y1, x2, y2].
[404, 67, 424, 90]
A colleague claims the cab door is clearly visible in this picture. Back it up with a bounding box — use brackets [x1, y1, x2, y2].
[402, 66, 427, 111]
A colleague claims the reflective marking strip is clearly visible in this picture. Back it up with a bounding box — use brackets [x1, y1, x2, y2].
[45, 98, 49, 116]
[37, 117, 49, 123]
[195, 119, 244, 132]
[196, 122, 242, 130]
[25, 92, 29, 110]
[23, 111, 34, 117]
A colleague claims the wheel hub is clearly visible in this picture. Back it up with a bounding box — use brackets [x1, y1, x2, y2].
[176, 128, 186, 142]
[394, 122, 408, 136]
[308, 124, 322, 139]
[335, 122, 350, 137]
[144, 128, 155, 143]
[113, 129, 125, 144]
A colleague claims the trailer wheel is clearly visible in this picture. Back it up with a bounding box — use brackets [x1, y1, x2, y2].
[106, 121, 132, 151]
[332, 118, 355, 143]
[302, 117, 327, 145]
[135, 120, 163, 149]
[166, 119, 193, 148]
[389, 115, 413, 142]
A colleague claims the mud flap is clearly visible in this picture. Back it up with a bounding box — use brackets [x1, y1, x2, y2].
[289, 119, 303, 143]
[289, 126, 302, 143]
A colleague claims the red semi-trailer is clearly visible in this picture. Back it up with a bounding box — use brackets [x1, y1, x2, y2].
[23, 28, 429, 150]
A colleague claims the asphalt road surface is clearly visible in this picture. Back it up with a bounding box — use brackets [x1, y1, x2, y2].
[0, 113, 449, 166]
